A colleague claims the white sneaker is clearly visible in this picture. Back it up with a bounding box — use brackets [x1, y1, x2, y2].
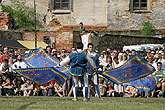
[72, 98, 78, 102]
[83, 98, 89, 102]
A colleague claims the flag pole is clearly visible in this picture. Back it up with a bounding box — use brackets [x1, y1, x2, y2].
[34, 0, 37, 49]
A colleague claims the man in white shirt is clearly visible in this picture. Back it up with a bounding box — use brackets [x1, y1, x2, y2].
[0, 59, 12, 81]
[13, 55, 27, 69]
[13, 55, 27, 81]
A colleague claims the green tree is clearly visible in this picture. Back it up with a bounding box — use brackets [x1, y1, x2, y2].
[1, 0, 40, 31]
[140, 21, 156, 36]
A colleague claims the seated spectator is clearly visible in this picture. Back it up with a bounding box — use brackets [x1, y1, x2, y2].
[13, 77, 23, 96]
[106, 82, 115, 97]
[1, 77, 14, 96]
[99, 76, 108, 96]
[13, 55, 27, 82]
[0, 59, 12, 81]
[152, 82, 163, 98]
[0, 76, 3, 96]
[33, 83, 38, 96]
[13, 55, 27, 69]
[21, 79, 33, 96]
[54, 83, 63, 97]
[40, 81, 55, 96]
[124, 86, 138, 97]
[152, 62, 165, 81]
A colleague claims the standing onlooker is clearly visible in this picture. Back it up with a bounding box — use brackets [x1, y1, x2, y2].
[103, 56, 114, 71]
[118, 53, 128, 66]
[147, 56, 153, 66]
[113, 56, 123, 96]
[131, 49, 137, 55]
[160, 52, 165, 71]
[152, 55, 160, 70]
[77, 22, 85, 35]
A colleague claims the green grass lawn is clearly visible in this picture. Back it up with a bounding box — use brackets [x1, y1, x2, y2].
[0, 96, 164, 110]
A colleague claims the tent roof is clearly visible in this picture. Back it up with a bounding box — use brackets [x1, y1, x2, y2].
[17, 40, 48, 49]
[0, 39, 27, 49]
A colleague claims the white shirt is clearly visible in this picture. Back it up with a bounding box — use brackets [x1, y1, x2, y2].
[13, 61, 27, 69]
[0, 63, 12, 73]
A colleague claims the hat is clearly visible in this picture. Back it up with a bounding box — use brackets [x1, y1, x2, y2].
[67, 50, 72, 53]
[119, 53, 123, 56]
[154, 55, 160, 59]
[25, 51, 29, 54]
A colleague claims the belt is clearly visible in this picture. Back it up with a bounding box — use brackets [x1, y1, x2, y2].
[73, 66, 82, 68]
[87, 68, 94, 71]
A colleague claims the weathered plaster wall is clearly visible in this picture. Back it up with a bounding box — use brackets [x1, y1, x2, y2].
[107, 0, 165, 29]
[25, 0, 107, 27]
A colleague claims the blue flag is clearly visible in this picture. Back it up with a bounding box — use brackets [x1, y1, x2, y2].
[14, 67, 68, 86]
[101, 54, 156, 84]
[24, 47, 69, 75]
[122, 76, 159, 91]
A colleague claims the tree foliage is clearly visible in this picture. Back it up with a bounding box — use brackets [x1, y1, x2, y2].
[140, 21, 156, 36]
[1, 0, 40, 31]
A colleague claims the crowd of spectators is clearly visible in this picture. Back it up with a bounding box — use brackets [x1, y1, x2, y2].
[0, 44, 164, 98]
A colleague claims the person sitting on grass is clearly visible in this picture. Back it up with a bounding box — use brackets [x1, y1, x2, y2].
[21, 79, 33, 96]
[0, 76, 3, 96]
[54, 83, 63, 97]
[106, 82, 115, 97]
[1, 77, 14, 96]
[152, 62, 165, 97]
[13, 77, 23, 96]
[33, 83, 39, 96]
[124, 86, 139, 97]
[40, 81, 55, 96]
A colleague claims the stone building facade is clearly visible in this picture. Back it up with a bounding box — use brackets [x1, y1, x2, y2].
[0, 0, 164, 50]
[14, 0, 163, 30]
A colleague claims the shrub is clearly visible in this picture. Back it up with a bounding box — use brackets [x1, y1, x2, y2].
[140, 21, 156, 36]
[1, 0, 40, 31]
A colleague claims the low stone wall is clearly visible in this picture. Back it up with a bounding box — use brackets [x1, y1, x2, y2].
[92, 34, 165, 53]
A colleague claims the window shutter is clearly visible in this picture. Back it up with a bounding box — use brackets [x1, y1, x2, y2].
[129, 0, 134, 12]
[50, 0, 55, 11]
[71, 0, 74, 12]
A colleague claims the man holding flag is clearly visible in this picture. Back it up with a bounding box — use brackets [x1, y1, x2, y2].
[86, 43, 102, 100]
[57, 42, 97, 102]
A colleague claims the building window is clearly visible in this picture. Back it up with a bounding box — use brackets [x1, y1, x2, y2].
[133, 0, 147, 10]
[50, 0, 73, 14]
[54, 0, 69, 10]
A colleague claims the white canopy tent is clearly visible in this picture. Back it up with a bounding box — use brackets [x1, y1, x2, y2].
[123, 44, 163, 51]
